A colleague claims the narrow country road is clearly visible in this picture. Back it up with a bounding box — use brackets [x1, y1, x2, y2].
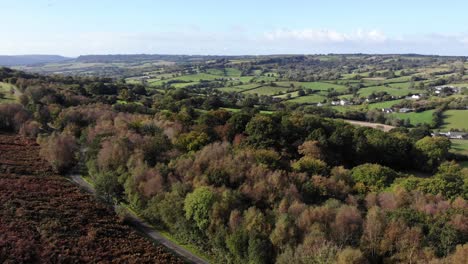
[342, 119, 396, 132]
[69, 174, 209, 264]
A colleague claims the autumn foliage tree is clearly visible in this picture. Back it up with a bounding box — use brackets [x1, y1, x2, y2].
[39, 132, 78, 173]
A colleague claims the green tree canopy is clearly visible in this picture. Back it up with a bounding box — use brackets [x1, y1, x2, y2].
[184, 186, 216, 230]
[351, 163, 398, 193]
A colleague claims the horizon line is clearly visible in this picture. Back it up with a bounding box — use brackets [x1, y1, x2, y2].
[1, 52, 468, 58]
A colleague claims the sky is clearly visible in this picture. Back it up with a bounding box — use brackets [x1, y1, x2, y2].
[1, 0, 468, 56]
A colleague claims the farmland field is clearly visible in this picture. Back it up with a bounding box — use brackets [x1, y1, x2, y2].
[441, 110, 468, 130]
[358, 85, 424, 97]
[391, 109, 435, 125]
[368, 99, 405, 109]
[286, 93, 327, 104]
[273, 81, 348, 92]
[450, 139, 468, 156]
[274, 91, 300, 99]
[242, 86, 289, 96]
[7, 53, 468, 133]
[218, 83, 262, 92]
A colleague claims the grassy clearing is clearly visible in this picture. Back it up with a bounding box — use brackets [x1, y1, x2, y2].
[358, 85, 424, 97]
[217, 83, 261, 92]
[149, 73, 224, 86]
[368, 99, 404, 109]
[242, 86, 289, 96]
[205, 68, 224, 75]
[450, 83, 468, 88]
[0, 82, 18, 103]
[450, 139, 468, 156]
[391, 110, 435, 125]
[286, 94, 327, 104]
[274, 91, 300, 99]
[274, 81, 348, 92]
[222, 107, 273, 115]
[171, 82, 200, 88]
[225, 68, 242, 77]
[205, 68, 241, 77]
[441, 110, 468, 130]
[384, 76, 413, 83]
[331, 105, 363, 113]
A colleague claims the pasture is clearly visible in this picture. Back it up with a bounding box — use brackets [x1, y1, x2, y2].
[242, 86, 290, 96]
[391, 110, 435, 125]
[218, 83, 262, 92]
[274, 81, 348, 92]
[367, 99, 404, 109]
[441, 110, 468, 130]
[286, 94, 327, 104]
[450, 139, 468, 156]
[358, 85, 424, 97]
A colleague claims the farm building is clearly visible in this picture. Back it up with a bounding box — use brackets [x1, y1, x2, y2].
[331, 99, 350, 106]
[399, 108, 413, 113]
[432, 131, 468, 139]
[406, 94, 422, 100]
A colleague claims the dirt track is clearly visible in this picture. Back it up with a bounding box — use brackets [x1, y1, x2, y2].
[343, 119, 396, 132]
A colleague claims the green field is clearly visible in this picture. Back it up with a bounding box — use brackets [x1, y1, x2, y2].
[242, 86, 290, 96]
[391, 109, 435, 125]
[368, 99, 404, 109]
[0, 82, 18, 103]
[149, 73, 226, 86]
[450, 139, 468, 156]
[274, 91, 300, 99]
[286, 94, 327, 104]
[225, 68, 242, 77]
[331, 105, 363, 113]
[275, 81, 348, 92]
[218, 83, 262, 92]
[441, 110, 468, 130]
[358, 85, 424, 97]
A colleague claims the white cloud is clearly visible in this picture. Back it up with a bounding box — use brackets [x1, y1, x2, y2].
[1, 28, 468, 56]
[264, 29, 387, 43]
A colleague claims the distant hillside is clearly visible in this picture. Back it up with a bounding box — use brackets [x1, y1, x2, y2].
[0, 55, 71, 66]
[76, 54, 250, 63]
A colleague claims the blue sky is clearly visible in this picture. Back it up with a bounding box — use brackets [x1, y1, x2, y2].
[1, 0, 468, 56]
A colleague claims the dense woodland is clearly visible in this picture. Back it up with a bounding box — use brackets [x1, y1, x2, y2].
[0, 65, 467, 263]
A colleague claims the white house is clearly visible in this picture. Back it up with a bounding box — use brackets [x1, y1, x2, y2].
[432, 131, 468, 139]
[339, 99, 349, 106]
